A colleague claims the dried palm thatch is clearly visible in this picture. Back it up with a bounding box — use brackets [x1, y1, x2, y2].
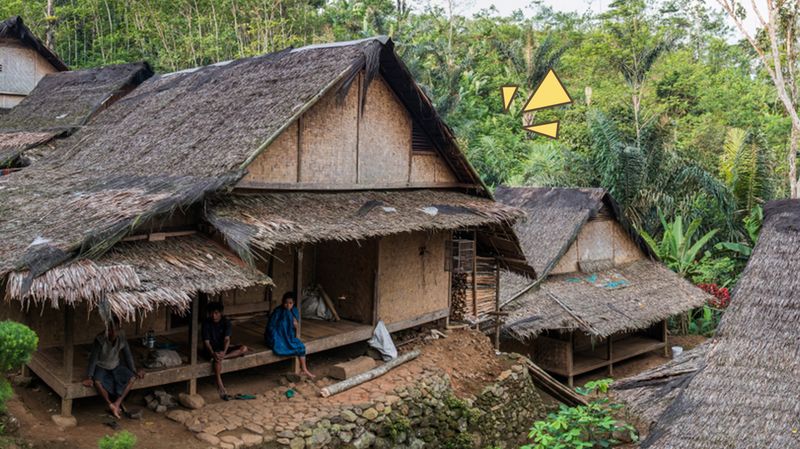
[495, 187, 609, 277]
[641, 200, 800, 449]
[206, 190, 523, 262]
[4, 235, 270, 320]
[0, 62, 153, 165]
[502, 260, 708, 340]
[612, 343, 709, 427]
[0, 16, 68, 71]
[0, 37, 486, 286]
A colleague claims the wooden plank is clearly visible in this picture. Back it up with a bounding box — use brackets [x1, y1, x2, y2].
[234, 181, 474, 192]
[525, 360, 588, 407]
[28, 353, 67, 397]
[471, 231, 477, 318]
[493, 258, 501, 350]
[294, 245, 304, 374]
[385, 308, 449, 333]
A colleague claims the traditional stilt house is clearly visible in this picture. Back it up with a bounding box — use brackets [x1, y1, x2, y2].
[0, 37, 527, 418]
[639, 200, 800, 449]
[0, 16, 68, 108]
[0, 61, 153, 169]
[496, 187, 707, 385]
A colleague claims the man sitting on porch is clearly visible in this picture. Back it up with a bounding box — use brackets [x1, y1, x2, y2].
[202, 302, 249, 400]
[82, 317, 144, 419]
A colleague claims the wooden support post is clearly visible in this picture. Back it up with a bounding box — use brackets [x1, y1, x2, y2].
[606, 338, 613, 376]
[21, 309, 30, 377]
[662, 319, 670, 357]
[293, 246, 304, 373]
[62, 306, 74, 417]
[493, 258, 501, 350]
[188, 295, 200, 395]
[471, 231, 478, 320]
[567, 332, 574, 388]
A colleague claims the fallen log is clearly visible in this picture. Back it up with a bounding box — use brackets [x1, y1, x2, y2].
[524, 359, 588, 407]
[320, 350, 420, 398]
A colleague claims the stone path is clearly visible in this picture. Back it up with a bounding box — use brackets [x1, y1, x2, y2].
[168, 363, 425, 448]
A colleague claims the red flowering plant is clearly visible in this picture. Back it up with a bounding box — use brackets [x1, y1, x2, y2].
[697, 283, 731, 309]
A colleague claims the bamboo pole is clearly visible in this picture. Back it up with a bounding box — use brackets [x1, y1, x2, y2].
[320, 350, 420, 398]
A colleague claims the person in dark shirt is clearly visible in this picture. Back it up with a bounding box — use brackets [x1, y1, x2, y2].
[82, 317, 144, 419]
[202, 302, 249, 400]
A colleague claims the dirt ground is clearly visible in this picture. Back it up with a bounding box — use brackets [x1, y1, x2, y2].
[1, 331, 705, 449]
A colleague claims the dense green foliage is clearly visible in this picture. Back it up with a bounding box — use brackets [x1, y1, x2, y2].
[2, 0, 790, 285]
[98, 431, 137, 449]
[522, 379, 636, 449]
[0, 321, 37, 418]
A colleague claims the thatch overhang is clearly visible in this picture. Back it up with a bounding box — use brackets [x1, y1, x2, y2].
[640, 200, 800, 449]
[206, 189, 525, 265]
[4, 234, 271, 320]
[501, 259, 708, 340]
[0, 16, 68, 71]
[612, 343, 708, 427]
[0, 37, 495, 289]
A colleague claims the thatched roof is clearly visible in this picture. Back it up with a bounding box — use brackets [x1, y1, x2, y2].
[641, 200, 800, 449]
[0, 16, 68, 71]
[4, 234, 270, 319]
[612, 343, 709, 427]
[0, 62, 153, 165]
[495, 187, 642, 278]
[206, 190, 523, 262]
[0, 37, 488, 284]
[502, 259, 708, 339]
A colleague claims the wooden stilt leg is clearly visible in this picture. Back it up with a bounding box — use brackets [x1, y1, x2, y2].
[294, 246, 304, 374]
[63, 307, 74, 383]
[663, 320, 670, 357]
[607, 338, 613, 376]
[188, 295, 200, 395]
[61, 397, 73, 417]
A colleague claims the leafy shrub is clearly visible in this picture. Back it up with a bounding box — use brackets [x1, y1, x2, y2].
[0, 321, 38, 417]
[0, 380, 11, 415]
[0, 321, 39, 373]
[522, 379, 637, 449]
[98, 431, 137, 449]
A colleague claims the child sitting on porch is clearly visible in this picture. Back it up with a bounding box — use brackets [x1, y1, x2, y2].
[265, 292, 315, 378]
[82, 317, 144, 420]
[202, 302, 250, 400]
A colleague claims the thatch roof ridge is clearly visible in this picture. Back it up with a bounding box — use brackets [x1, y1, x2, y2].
[501, 259, 708, 339]
[641, 199, 800, 449]
[0, 16, 68, 71]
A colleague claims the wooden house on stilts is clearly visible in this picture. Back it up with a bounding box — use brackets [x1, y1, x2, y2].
[496, 187, 708, 386]
[0, 37, 528, 419]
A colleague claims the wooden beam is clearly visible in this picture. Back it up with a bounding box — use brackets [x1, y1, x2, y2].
[663, 319, 670, 357]
[493, 258, 501, 350]
[294, 245, 304, 373]
[121, 230, 196, 242]
[233, 181, 476, 192]
[567, 332, 574, 388]
[372, 242, 381, 325]
[188, 295, 200, 395]
[471, 231, 478, 319]
[62, 306, 74, 417]
[607, 337, 613, 376]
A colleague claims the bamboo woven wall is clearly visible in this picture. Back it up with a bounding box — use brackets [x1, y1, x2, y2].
[357, 75, 411, 183]
[409, 152, 458, 183]
[315, 239, 377, 323]
[377, 231, 449, 323]
[0, 40, 57, 98]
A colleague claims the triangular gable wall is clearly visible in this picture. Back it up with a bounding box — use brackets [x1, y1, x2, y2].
[239, 72, 459, 188]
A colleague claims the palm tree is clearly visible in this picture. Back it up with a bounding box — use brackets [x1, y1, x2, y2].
[718, 128, 772, 214]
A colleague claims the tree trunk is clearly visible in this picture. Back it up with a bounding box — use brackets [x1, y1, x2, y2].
[45, 0, 55, 49]
[791, 124, 799, 198]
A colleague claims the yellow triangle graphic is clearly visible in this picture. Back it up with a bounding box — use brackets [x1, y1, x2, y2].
[523, 69, 572, 112]
[524, 121, 559, 139]
[501, 85, 519, 111]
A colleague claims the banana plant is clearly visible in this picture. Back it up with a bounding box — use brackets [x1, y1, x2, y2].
[639, 209, 718, 277]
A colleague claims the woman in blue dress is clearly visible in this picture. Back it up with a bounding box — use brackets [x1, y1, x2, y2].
[265, 292, 315, 377]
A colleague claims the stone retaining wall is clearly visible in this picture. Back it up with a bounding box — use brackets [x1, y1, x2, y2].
[277, 360, 545, 449]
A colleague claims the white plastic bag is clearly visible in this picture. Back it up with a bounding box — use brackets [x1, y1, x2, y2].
[367, 320, 397, 361]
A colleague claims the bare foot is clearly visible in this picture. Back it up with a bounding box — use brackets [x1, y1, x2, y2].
[109, 404, 121, 420]
[303, 370, 316, 379]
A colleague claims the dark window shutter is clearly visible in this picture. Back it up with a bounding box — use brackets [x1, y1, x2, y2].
[412, 120, 436, 153]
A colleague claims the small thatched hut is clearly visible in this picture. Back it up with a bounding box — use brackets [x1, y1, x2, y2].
[0, 16, 67, 108]
[496, 187, 707, 385]
[640, 199, 800, 449]
[0, 61, 153, 168]
[0, 36, 527, 418]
